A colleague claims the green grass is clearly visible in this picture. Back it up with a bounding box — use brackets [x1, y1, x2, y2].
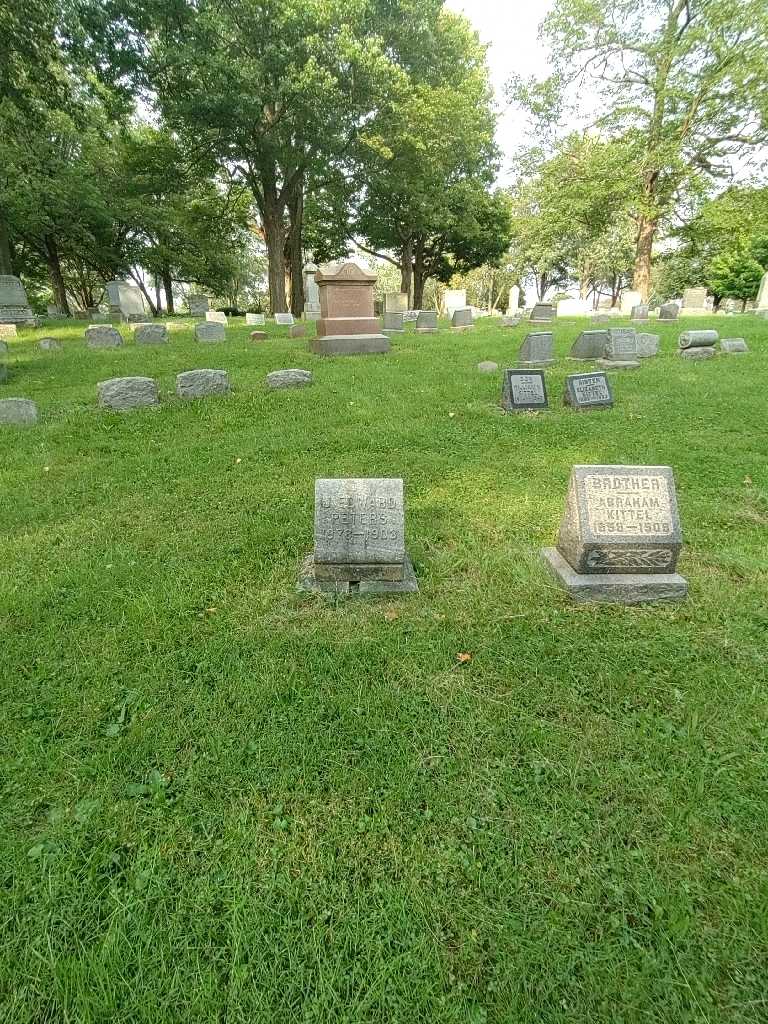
[2, 313, 768, 1023]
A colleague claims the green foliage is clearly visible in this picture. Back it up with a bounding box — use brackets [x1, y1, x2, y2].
[707, 250, 765, 301]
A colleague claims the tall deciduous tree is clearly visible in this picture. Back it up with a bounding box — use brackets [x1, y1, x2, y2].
[509, 0, 768, 300]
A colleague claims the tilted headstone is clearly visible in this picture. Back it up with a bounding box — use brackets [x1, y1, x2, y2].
[0, 275, 35, 325]
[384, 292, 408, 314]
[0, 397, 38, 425]
[382, 311, 405, 333]
[195, 322, 226, 343]
[206, 310, 228, 325]
[501, 369, 548, 412]
[451, 308, 473, 330]
[658, 302, 680, 321]
[416, 310, 438, 333]
[0, 324, 18, 340]
[135, 323, 168, 345]
[541, 465, 687, 603]
[38, 337, 62, 351]
[274, 312, 295, 326]
[631, 304, 649, 321]
[530, 303, 555, 323]
[86, 325, 123, 348]
[598, 328, 639, 368]
[266, 368, 313, 389]
[106, 280, 146, 321]
[98, 376, 159, 411]
[246, 313, 266, 326]
[176, 369, 230, 399]
[620, 289, 642, 316]
[679, 330, 718, 348]
[518, 332, 554, 366]
[298, 477, 417, 594]
[636, 333, 660, 358]
[720, 338, 748, 354]
[569, 330, 608, 360]
[563, 372, 613, 411]
[682, 287, 708, 309]
[188, 294, 209, 316]
[312, 262, 389, 355]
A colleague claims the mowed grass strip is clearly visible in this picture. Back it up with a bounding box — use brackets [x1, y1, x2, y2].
[2, 315, 768, 1023]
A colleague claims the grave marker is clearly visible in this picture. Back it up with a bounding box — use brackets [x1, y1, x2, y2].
[501, 369, 548, 412]
[416, 311, 438, 333]
[517, 332, 554, 366]
[0, 398, 38, 425]
[135, 324, 168, 344]
[195, 322, 226, 343]
[563, 372, 613, 411]
[188, 294, 209, 316]
[569, 330, 608, 360]
[451, 308, 473, 330]
[382, 312, 405, 333]
[312, 262, 389, 355]
[206, 310, 228, 325]
[0, 275, 35, 325]
[530, 303, 555, 323]
[86, 325, 123, 348]
[274, 312, 295, 326]
[176, 369, 230, 399]
[720, 338, 748, 353]
[98, 377, 159, 411]
[597, 328, 639, 369]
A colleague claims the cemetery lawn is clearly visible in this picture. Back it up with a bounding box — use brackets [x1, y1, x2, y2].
[4, 315, 768, 1024]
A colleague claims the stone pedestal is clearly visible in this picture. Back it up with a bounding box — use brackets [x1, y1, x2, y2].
[311, 263, 389, 356]
[0, 276, 35, 325]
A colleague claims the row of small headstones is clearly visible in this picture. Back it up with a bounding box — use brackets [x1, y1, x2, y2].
[299, 470, 687, 605]
[0, 367, 314, 424]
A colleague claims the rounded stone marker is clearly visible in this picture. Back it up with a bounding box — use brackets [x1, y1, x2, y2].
[135, 323, 168, 344]
[194, 322, 226, 342]
[38, 337, 62, 351]
[249, 331, 267, 341]
[98, 376, 159, 411]
[289, 324, 307, 338]
[720, 338, 748, 353]
[266, 369, 313, 389]
[0, 398, 38, 425]
[86, 325, 123, 348]
[477, 361, 499, 373]
[176, 369, 231, 399]
[679, 330, 718, 349]
[679, 347, 715, 361]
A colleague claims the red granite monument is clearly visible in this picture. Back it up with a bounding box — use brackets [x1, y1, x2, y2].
[311, 262, 390, 356]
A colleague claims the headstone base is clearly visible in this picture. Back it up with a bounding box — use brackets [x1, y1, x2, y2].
[541, 548, 687, 605]
[679, 347, 715, 360]
[310, 334, 390, 356]
[297, 553, 418, 594]
[596, 359, 640, 370]
[451, 326, 473, 332]
[518, 359, 555, 368]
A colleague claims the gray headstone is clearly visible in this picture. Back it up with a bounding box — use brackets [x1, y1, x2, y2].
[98, 377, 159, 411]
[195, 322, 226, 343]
[631, 304, 649, 321]
[720, 338, 748, 353]
[290, 324, 307, 338]
[679, 330, 718, 349]
[188, 294, 209, 315]
[206, 310, 228, 325]
[384, 292, 408, 313]
[502, 316, 521, 328]
[38, 337, 62, 351]
[530, 303, 555, 323]
[682, 287, 707, 309]
[266, 369, 313, 389]
[311, 478, 408, 584]
[106, 280, 146, 320]
[274, 313, 295, 326]
[0, 397, 38, 425]
[517, 332, 554, 366]
[86, 325, 123, 348]
[382, 312, 405, 333]
[680, 347, 716, 360]
[501, 369, 548, 411]
[176, 369, 230, 399]
[46, 304, 62, 318]
[0, 324, 18, 340]
[604, 328, 638, 360]
[246, 313, 266, 326]
[569, 330, 608, 360]
[249, 331, 267, 341]
[451, 308, 473, 329]
[477, 360, 498, 373]
[541, 465, 687, 603]
[564, 372, 613, 411]
[416, 310, 438, 332]
[658, 303, 679, 321]
[0, 275, 35, 325]
[636, 333, 660, 358]
[135, 323, 168, 345]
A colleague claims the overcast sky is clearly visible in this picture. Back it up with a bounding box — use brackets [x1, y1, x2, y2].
[445, 0, 555, 183]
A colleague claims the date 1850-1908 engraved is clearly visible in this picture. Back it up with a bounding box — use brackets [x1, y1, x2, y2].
[584, 474, 674, 538]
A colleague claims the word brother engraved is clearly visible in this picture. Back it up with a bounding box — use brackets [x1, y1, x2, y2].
[541, 465, 687, 604]
[298, 478, 418, 594]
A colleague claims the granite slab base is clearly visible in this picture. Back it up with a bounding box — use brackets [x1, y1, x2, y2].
[596, 359, 640, 370]
[518, 360, 555, 368]
[298, 553, 418, 595]
[309, 335, 390, 356]
[541, 548, 687, 605]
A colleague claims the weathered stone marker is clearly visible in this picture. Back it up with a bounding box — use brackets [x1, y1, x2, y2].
[266, 369, 313, 389]
[312, 263, 389, 355]
[0, 275, 36, 325]
[195, 322, 226, 342]
[0, 324, 18, 340]
[274, 312, 295, 326]
[106, 280, 146, 321]
[658, 302, 679, 321]
[636, 333, 660, 358]
[631, 304, 649, 321]
[176, 369, 230, 399]
[541, 465, 687, 604]
[679, 330, 717, 360]
[530, 303, 555, 323]
[86, 325, 123, 348]
[477, 360, 498, 373]
[303, 263, 321, 321]
[569, 330, 608, 360]
[38, 337, 62, 351]
[501, 369, 548, 411]
[98, 377, 159, 411]
[384, 292, 408, 313]
[382, 312, 405, 334]
[298, 478, 418, 594]
[451, 308, 473, 330]
[416, 310, 438, 333]
[135, 324, 168, 344]
[206, 310, 228, 325]
[246, 313, 266, 326]
[597, 328, 639, 369]
[290, 323, 307, 338]
[188, 294, 209, 316]
[517, 332, 555, 367]
[563, 372, 613, 411]
[720, 338, 748, 353]
[0, 398, 38, 425]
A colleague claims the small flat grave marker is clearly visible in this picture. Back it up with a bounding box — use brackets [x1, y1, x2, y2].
[517, 332, 554, 367]
[530, 303, 555, 323]
[195, 322, 226, 343]
[416, 311, 438, 333]
[569, 330, 608, 360]
[501, 369, 548, 412]
[564, 372, 613, 410]
[274, 313, 295, 326]
[86, 325, 123, 348]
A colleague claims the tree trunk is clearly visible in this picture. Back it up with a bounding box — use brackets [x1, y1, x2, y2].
[44, 234, 71, 315]
[260, 182, 289, 314]
[287, 181, 305, 317]
[0, 216, 13, 275]
[400, 237, 413, 305]
[633, 216, 657, 302]
[412, 240, 426, 309]
[154, 275, 162, 312]
[162, 267, 174, 314]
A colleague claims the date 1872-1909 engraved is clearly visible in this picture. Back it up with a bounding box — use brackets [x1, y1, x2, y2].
[584, 474, 674, 538]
